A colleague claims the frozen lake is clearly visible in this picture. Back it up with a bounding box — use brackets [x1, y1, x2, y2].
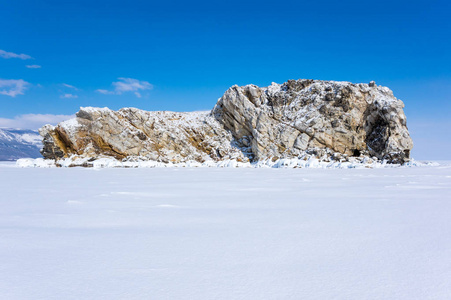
[1, 162, 450, 299]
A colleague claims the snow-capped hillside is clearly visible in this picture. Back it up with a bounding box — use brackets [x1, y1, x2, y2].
[0, 128, 42, 160]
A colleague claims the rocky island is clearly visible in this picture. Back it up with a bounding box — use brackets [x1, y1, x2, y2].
[36, 79, 413, 168]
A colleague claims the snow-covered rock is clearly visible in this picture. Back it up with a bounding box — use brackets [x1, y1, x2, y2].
[213, 79, 413, 163]
[38, 79, 413, 167]
[39, 108, 248, 164]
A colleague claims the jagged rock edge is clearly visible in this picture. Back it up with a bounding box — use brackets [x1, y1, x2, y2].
[34, 79, 414, 167]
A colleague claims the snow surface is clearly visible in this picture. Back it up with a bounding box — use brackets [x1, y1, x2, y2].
[1, 162, 450, 299]
[16, 156, 438, 169]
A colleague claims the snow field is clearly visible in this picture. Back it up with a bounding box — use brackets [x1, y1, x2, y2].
[0, 163, 450, 299]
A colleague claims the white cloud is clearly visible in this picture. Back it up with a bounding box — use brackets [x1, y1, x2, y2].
[62, 83, 78, 90]
[59, 84, 79, 98]
[113, 77, 153, 94]
[26, 65, 41, 69]
[96, 78, 153, 98]
[0, 79, 29, 97]
[0, 49, 32, 60]
[0, 114, 74, 130]
[96, 89, 114, 95]
[60, 93, 78, 99]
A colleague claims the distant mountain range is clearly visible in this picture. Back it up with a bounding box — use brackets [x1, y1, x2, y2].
[0, 128, 42, 161]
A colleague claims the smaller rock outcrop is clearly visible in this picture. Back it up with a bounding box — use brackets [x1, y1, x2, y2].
[39, 107, 248, 164]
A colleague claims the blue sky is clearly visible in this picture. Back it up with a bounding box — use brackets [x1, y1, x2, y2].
[0, 0, 450, 159]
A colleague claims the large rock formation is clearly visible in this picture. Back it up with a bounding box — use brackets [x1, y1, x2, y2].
[39, 79, 413, 165]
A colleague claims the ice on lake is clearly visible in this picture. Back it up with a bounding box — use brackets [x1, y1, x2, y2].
[0, 162, 450, 299]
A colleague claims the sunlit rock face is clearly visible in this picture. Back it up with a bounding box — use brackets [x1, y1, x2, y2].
[213, 79, 413, 163]
[39, 107, 248, 164]
[39, 79, 413, 165]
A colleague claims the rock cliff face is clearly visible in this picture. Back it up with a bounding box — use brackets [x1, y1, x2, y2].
[40, 79, 413, 165]
[40, 108, 248, 164]
[213, 79, 413, 163]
